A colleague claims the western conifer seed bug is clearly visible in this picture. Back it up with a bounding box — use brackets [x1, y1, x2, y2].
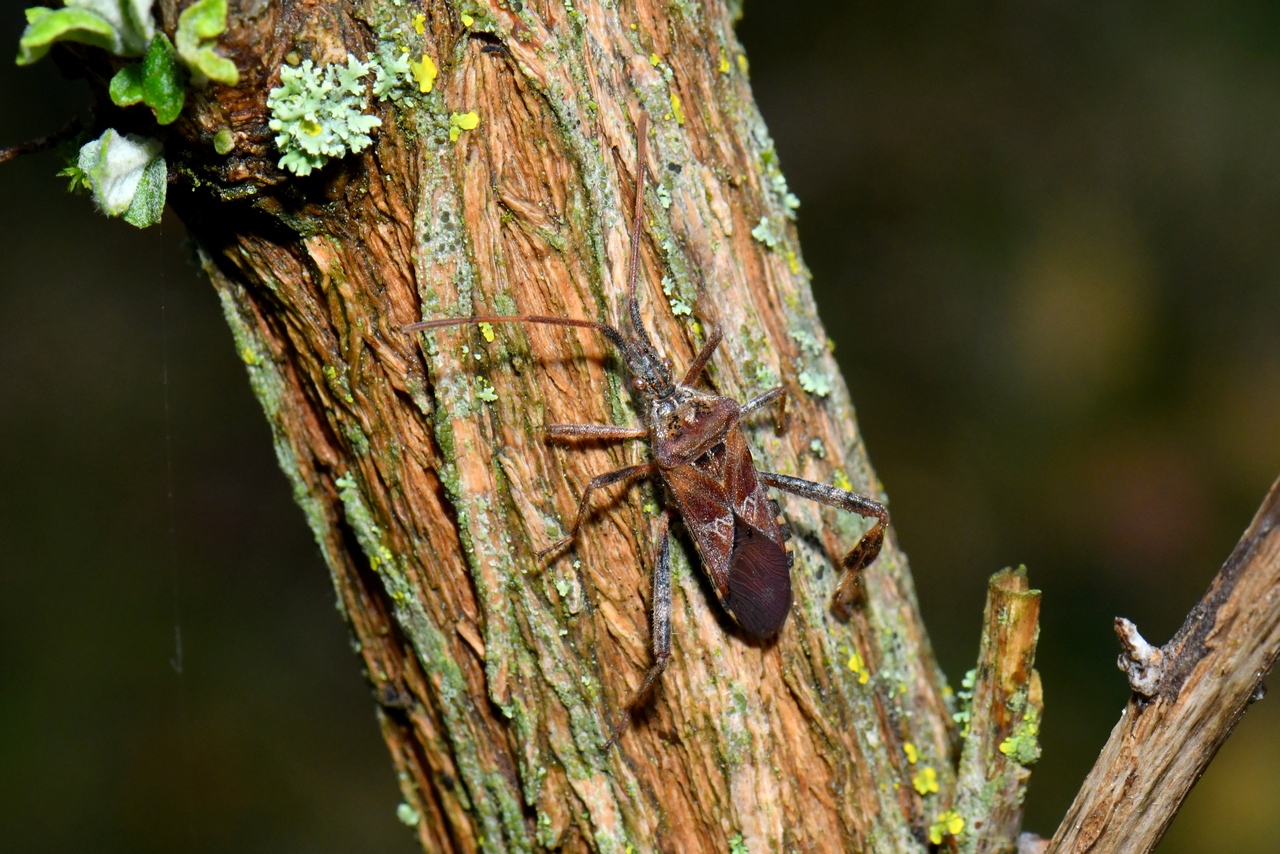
[405, 115, 889, 746]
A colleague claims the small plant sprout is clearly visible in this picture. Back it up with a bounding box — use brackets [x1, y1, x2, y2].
[405, 114, 890, 748]
[175, 0, 238, 86]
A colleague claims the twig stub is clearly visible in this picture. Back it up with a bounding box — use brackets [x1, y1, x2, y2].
[1114, 617, 1164, 698]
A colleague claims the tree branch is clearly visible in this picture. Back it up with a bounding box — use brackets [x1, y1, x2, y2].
[1047, 473, 1280, 853]
[953, 567, 1043, 854]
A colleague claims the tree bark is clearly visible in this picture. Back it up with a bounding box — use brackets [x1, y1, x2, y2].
[125, 0, 968, 850]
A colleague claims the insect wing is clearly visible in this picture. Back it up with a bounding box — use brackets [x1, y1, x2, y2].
[725, 518, 792, 639]
[661, 464, 734, 598]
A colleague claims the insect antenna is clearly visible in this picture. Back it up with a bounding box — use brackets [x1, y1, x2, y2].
[626, 114, 660, 360]
[403, 314, 629, 354]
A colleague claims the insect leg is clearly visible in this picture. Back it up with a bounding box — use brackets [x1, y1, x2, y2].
[738, 386, 786, 420]
[605, 510, 673, 749]
[680, 324, 723, 386]
[537, 463, 656, 558]
[758, 471, 889, 617]
[545, 424, 647, 442]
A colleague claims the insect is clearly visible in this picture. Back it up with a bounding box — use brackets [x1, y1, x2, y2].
[405, 115, 889, 746]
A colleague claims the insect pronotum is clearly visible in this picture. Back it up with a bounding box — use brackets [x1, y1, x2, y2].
[405, 114, 889, 747]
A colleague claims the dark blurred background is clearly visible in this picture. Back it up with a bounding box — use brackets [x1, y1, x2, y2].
[2, 2, 1278, 851]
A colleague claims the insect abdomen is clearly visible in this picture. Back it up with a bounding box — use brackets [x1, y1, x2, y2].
[724, 517, 792, 639]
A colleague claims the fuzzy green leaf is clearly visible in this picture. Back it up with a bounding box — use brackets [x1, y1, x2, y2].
[76, 128, 165, 226]
[109, 33, 184, 124]
[16, 7, 119, 65]
[175, 0, 237, 86]
[122, 152, 166, 227]
[17, 0, 155, 64]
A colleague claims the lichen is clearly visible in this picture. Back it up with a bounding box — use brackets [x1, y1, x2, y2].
[267, 54, 410, 176]
[846, 648, 871, 685]
[912, 765, 939, 795]
[798, 369, 831, 398]
[998, 707, 1042, 766]
[449, 110, 480, 142]
[928, 809, 965, 845]
[953, 667, 977, 736]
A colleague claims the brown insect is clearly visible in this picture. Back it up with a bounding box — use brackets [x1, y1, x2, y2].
[405, 115, 889, 746]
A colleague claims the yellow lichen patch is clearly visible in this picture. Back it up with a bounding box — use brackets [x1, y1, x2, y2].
[846, 648, 871, 685]
[912, 766, 939, 795]
[479, 321, 495, 342]
[737, 53, 748, 73]
[833, 469, 853, 492]
[649, 52, 661, 66]
[461, 13, 474, 26]
[412, 13, 425, 34]
[929, 810, 965, 845]
[785, 249, 799, 274]
[449, 111, 480, 141]
[409, 54, 438, 93]
[903, 742, 919, 765]
[670, 93, 685, 126]
[719, 52, 731, 74]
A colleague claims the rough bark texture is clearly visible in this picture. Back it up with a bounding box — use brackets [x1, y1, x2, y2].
[84, 0, 979, 850]
[1047, 475, 1280, 853]
[954, 569, 1043, 854]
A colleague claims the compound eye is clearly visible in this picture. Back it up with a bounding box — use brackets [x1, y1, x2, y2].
[633, 377, 648, 392]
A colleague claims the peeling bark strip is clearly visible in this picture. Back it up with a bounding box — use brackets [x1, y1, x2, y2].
[125, 0, 963, 850]
[953, 568, 1043, 854]
[1048, 476, 1280, 854]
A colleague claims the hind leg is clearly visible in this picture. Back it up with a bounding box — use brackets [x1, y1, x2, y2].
[758, 471, 888, 618]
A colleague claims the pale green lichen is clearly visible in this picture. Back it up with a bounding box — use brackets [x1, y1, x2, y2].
[760, 144, 800, 219]
[395, 802, 420, 826]
[998, 707, 1042, 766]
[728, 834, 750, 854]
[791, 328, 824, 356]
[798, 369, 831, 397]
[661, 275, 693, 316]
[953, 667, 977, 736]
[750, 215, 780, 249]
[267, 53, 411, 176]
